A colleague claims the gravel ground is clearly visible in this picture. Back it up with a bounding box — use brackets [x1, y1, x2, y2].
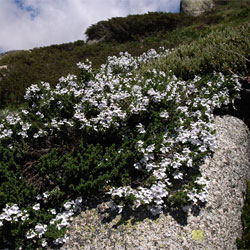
[61, 115, 250, 250]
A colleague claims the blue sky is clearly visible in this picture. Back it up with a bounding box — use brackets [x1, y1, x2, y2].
[0, 0, 180, 53]
[13, 0, 40, 19]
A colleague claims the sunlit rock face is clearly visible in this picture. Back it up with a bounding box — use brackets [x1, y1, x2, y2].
[180, 0, 214, 16]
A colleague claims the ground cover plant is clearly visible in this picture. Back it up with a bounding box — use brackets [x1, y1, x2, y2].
[0, 1, 249, 248]
[0, 44, 243, 249]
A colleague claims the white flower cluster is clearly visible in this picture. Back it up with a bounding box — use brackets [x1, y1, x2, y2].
[0, 204, 29, 226]
[26, 223, 47, 239]
[0, 49, 173, 141]
[107, 71, 240, 214]
[0, 47, 242, 248]
[0, 191, 82, 248]
[186, 176, 210, 204]
[0, 49, 240, 144]
[76, 58, 92, 71]
[50, 196, 82, 231]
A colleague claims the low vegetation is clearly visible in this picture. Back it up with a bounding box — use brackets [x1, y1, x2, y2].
[0, 46, 243, 249]
[0, 1, 249, 249]
[237, 181, 250, 249]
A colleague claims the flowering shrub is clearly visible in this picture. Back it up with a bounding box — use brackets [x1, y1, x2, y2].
[0, 48, 242, 249]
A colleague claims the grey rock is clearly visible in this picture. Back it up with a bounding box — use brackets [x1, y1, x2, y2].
[181, 0, 214, 16]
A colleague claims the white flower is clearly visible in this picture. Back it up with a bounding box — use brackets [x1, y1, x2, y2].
[197, 191, 208, 202]
[21, 214, 29, 221]
[4, 216, 11, 221]
[160, 111, 169, 119]
[36, 111, 44, 118]
[136, 123, 146, 134]
[0, 204, 23, 222]
[26, 229, 36, 239]
[22, 123, 31, 131]
[17, 131, 28, 138]
[0, 129, 13, 139]
[35, 223, 47, 238]
[50, 209, 56, 215]
[117, 205, 123, 214]
[133, 162, 141, 170]
[171, 161, 182, 169]
[153, 169, 166, 179]
[187, 159, 193, 167]
[33, 133, 39, 138]
[43, 191, 50, 199]
[195, 176, 209, 186]
[75, 196, 83, 205]
[136, 140, 144, 148]
[56, 218, 69, 230]
[64, 201, 73, 210]
[173, 171, 183, 180]
[42, 239, 48, 247]
[54, 238, 64, 244]
[187, 192, 198, 203]
[32, 203, 40, 211]
[145, 162, 154, 171]
[36, 194, 42, 200]
[21, 109, 29, 115]
[146, 144, 155, 153]
[160, 146, 169, 153]
[199, 145, 207, 152]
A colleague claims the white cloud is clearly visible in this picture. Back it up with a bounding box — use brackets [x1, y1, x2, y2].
[0, 0, 180, 53]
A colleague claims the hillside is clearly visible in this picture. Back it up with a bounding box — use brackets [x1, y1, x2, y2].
[0, 1, 249, 249]
[0, 0, 249, 108]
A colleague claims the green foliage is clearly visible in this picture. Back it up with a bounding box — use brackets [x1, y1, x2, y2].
[0, 144, 37, 210]
[34, 141, 140, 197]
[237, 181, 250, 249]
[0, 145, 40, 249]
[85, 12, 197, 43]
[0, 1, 249, 248]
[142, 23, 250, 79]
[0, 48, 241, 248]
[0, 1, 249, 108]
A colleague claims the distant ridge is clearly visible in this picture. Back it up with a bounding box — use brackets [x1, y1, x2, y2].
[0, 50, 23, 60]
